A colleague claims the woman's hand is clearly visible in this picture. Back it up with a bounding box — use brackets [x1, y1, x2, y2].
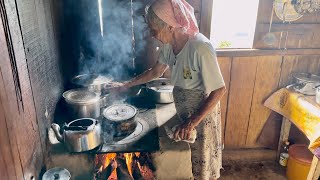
[103, 81, 130, 94]
[174, 120, 196, 140]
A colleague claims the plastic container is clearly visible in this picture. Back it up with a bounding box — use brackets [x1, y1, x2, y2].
[286, 144, 313, 180]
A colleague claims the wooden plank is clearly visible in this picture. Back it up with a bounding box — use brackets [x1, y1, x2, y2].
[307, 156, 320, 180]
[0, 78, 17, 180]
[277, 117, 291, 161]
[245, 56, 282, 147]
[199, 0, 213, 38]
[224, 57, 258, 148]
[217, 48, 320, 57]
[217, 57, 232, 144]
[253, 23, 320, 49]
[0, 7, 24, 179]
[2, 0, 44, 179]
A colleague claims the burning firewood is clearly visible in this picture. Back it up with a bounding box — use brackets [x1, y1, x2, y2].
[95, 152, 155, 180]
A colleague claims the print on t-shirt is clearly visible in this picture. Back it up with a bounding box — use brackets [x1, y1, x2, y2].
[183, 66, 192, 79]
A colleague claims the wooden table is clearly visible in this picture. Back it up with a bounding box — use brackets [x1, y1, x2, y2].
[264, 88, 320, 180]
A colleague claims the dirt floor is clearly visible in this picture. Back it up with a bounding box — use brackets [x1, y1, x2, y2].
[220, 161, 287, 180]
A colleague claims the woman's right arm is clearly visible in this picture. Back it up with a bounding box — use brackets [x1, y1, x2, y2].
[125, 62, 168, 88]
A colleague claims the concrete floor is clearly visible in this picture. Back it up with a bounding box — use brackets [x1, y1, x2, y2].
[220, 161, 287, 180]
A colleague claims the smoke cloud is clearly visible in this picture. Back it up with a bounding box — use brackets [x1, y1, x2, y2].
[78, 0, 148, 80]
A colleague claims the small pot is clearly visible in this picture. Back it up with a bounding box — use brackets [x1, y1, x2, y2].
[42, 167, 71, 180]
[103, 104, 138, 137]
[144, 78, 174, 104]
[63, 89, 106, 119]
[51, 118, 102, 152]
[71, 74, 113, 95]
[292, 73, 320, 95]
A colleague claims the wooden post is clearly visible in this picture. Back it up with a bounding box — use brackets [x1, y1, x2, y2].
[277, 117, 291, 160]
[307, 156, 320, 180]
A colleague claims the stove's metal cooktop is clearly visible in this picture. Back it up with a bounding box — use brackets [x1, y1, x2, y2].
[92, 96, 160, 153]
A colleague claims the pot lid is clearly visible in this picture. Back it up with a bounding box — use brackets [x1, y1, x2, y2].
[63, 89, 100, 104]
[42, 167, 71, 180]
[71, 74, 113, 86]
[103, 104, 137, 121]
[292, 73, 320, 83]
[150, 85, 174, 92]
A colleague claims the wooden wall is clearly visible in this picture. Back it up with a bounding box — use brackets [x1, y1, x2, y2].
[214, 0, 320, 149]
[0, 0, 64, 178]
[217, 55, 320, 149]
[13, 0, 65, 152]
[0, 1, 43, 178]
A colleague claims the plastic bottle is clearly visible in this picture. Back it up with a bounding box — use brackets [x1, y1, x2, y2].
[279, 140, 290, 167]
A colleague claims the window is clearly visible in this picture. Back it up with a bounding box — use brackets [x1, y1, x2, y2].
[210, 0, 260, 49]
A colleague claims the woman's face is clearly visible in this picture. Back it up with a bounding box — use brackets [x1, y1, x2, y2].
[148, 21, 173, 44]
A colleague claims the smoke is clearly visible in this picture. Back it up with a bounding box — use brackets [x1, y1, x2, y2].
[78, 0, 148, 80]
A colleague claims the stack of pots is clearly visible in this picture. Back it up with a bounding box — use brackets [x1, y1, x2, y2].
[63, 74, 113, 119]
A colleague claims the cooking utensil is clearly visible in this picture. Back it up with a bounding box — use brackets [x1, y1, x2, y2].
[144, 78, 174, 104]
[63, 89, 104, 119]
[291, 72, 320, 95]
[42, 167, 71, 180]
[103, 104, 138, 137]
[71, 74, 113, 95]
[51, 118, 102, 152]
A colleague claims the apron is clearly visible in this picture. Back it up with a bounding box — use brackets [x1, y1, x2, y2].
[173, 86, 223, 179]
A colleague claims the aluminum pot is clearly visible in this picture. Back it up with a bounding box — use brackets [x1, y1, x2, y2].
[103, 104, 138, 137]
[63, 89, 106, 119]
[144, 78, 174, 104]
[51, 118, 102, 152]
[42, 167, 71, 180]
[292, 73, 320, 95]
[71, 74, 113, 95]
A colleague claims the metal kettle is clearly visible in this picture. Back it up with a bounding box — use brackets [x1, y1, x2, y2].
[51, 118, 102, 152]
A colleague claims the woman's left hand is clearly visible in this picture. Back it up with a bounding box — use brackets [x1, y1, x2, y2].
[174, 120, 196, 140]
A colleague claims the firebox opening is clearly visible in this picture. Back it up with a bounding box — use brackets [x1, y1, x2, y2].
[95, 152, 155, 180]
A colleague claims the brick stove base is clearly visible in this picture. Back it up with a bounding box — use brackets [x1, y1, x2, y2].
[46, 129, 96, 180]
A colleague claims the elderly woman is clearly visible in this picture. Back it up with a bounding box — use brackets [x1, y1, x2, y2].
[110, 0, 226, 179]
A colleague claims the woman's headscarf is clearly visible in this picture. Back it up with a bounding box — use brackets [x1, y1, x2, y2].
[151, 0, 199, 36]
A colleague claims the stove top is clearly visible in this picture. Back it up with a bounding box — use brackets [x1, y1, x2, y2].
[92, 104, 159, 153]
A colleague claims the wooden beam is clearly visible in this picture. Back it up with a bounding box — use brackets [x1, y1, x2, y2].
[199, 0, 213, 38]
[217, 49, 320, 57]
[245, 56, 282, 147]
[224, 57, 258, 148]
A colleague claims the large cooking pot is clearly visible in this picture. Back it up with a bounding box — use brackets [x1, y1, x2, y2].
[51, 118, 102, 152]
[103, 104, 138, 137]
[292, 73, 320, 95]
[144, 78, 174, 104]
[63, 89, 107, 119]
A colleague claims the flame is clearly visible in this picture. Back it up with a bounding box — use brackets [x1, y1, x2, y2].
[96, 152, 141, 179]
[102, 153, 117, 169]
[124, 153, 134, 177]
